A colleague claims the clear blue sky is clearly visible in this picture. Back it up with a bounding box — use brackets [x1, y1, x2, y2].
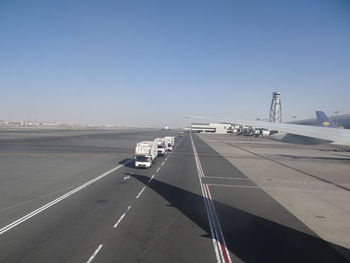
[1, 0, 349, 127]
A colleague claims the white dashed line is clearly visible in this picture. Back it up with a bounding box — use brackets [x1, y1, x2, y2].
[114, 213, 126, 228]
[0, 159, 132, 236]
[136, 186, 146, 199]
[156, 167, 161, 173]
[161, 162, 165, 166]
[87, 244, 103, 263]
[148, 174, 155, 183]
[127, 205, 132, 210]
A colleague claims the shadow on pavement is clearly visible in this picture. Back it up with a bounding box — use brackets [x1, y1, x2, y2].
[278, 154, 350, 162]
[118, 158, 134, 168]
[132, 174, 349, 263]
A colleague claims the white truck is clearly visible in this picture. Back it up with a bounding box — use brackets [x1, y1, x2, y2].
[164, 136, 175, 151]
[134, 141, 158, 168]
[154, 137, 167, 156]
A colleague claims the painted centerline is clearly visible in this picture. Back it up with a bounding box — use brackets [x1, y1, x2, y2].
[136, 186, 146, 199]
[114, 213, 126, 228]
[148, 174, 155, 183]
[87, 244, 103, 263]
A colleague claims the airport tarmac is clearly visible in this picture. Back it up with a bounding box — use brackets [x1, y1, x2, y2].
[198, 134, 350, 250]
[0, 128, 142, 141]
[0, 130, 349, 262]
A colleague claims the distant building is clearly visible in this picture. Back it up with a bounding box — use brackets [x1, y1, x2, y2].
[8, 121, 22, 126]
[191, 123, 232, 134]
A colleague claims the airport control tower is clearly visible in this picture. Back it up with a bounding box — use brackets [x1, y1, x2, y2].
[269, 91, 282, 122]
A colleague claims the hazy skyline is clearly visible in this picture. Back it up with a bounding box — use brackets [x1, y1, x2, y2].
[1, 0, 350, 127]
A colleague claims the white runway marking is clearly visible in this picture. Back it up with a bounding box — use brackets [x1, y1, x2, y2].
[123, 173, 133, 181]
[114, 213, 126, 228]
[0, 185, 77, 213]
[148, 174, 155, 183]
[87, 244, 103, 263]
[190, 135, 232, 263]
[0, 159, 133, 236]
[136, 186, 146, 199]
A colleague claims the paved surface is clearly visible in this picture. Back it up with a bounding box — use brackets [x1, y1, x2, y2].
[198, 134, 350, 252]
[0, 130, 349, 262]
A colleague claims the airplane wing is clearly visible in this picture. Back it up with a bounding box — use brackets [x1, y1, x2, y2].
[186, 116, 350, 145]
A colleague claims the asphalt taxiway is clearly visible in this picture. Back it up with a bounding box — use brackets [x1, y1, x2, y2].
[0, 130, 349, 262]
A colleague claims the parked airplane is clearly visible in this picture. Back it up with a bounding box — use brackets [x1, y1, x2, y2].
[316, 111, 336, 128]
[269, 110, 339, 144]
[315, 111, 350, 151]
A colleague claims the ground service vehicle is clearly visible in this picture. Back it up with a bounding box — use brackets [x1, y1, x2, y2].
[164, 136, 175, 151]
[154, 137, 167, 156]
[134, 141, 158, 168]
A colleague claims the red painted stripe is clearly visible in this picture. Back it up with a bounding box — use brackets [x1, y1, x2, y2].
[205, 184, 212, 198]
[204, 183, 232, 263]
[220, 242, 231, 263]
[204, 184, 210, 198]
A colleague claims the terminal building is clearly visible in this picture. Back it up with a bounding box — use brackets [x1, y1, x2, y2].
[191, 123, 232, 134]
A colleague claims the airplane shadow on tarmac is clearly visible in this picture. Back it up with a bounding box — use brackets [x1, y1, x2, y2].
[131, 174, 349, 263]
